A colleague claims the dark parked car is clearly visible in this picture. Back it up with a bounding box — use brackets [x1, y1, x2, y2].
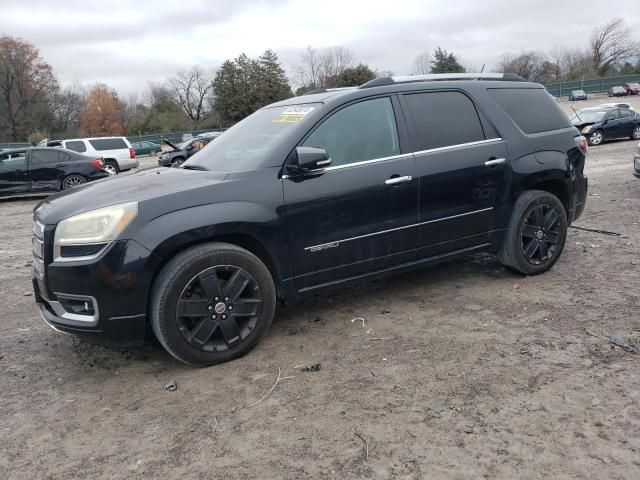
[570, 107, 640, 145]
[32, 73, 588, 366]
[0, 147, 108, 197]
[132, 140, 161, 156]
[568, 89, 587, 101]
[624, 83, 640, 95]
[608, 86, 628, 97]
[157, 132, 222, 167]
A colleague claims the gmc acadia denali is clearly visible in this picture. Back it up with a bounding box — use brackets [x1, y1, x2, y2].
[32, 73, 588, 366]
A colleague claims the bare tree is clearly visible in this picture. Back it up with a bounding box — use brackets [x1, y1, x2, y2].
[167, 67, 212, 128]
[499, 51, 550, 82]
[319, 46, 354, 87]
[0, 36, 59, 140]
[412, 51, 430, 74]
[295, 46, 322, 90]
[548, 46, 568, 81]
[590, 18, 640, 76]
[52, 84, 86, 134]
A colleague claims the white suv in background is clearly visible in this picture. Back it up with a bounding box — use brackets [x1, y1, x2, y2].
[39, 137, 138, 175]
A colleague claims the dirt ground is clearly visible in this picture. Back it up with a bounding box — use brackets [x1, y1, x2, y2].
[1, 123, 640, 479]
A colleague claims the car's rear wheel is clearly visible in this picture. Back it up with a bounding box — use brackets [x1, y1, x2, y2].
[587, 130, 604, 146]
[497, 190, 568, 276]
[170, 157, 185, 168]
[150, 150, 157, 156]
[61, 174, 87, 190]
[104, 160, 119, 175]
[150, 243, 276, 366]
[631, 125, 640, 140]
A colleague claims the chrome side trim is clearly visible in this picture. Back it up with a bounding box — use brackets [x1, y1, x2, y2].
[413, 138, 503, 156]
[49, 292, 99, 326]
[485, 158, 506, 166]
[304, 207, 493, 251]
[283, 138, 504, 179]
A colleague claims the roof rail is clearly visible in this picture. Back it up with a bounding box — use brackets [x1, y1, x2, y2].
[359, 73, 526, 88]
[303, 86, 358, 95]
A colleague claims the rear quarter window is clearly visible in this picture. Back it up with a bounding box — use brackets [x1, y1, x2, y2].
[488, 88, 571, 134]
[89, 138, 128, 150]
[64, 140, 87, 153]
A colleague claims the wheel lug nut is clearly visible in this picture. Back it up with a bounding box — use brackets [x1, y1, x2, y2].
[224, 296, 230, 302]
[214, 297, 219, 301]
[211, 314, 216, 320]
[227, 305, 233, 311]
[221, 314, 227, 320]
[207, 306, 213, 311]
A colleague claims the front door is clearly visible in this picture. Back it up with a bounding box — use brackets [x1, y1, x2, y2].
[283, 96, 419, 290]
[399, 90, 510, 258]
[616, 108, 637, 137]
[0, 151, 29, 195]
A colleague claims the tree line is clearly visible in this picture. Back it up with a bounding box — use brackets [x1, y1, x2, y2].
[1, 17, 638, 142]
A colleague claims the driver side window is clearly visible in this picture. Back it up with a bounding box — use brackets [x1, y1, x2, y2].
[302, 97, 400, 167]
[0, 152, 27, 169]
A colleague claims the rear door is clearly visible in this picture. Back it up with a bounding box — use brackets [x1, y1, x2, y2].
[617, 108, 637, 136]
[29, 149, 64, 192]
[0, 151, 30, 194]
[399, 90, 509, 258]
[283, 96, 419, 290]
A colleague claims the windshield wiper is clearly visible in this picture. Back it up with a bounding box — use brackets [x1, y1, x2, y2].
[181, 164, 209, 171]
[569, 105, 582, 122]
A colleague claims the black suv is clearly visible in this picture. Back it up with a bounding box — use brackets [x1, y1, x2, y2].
[32, 73, 588, 366]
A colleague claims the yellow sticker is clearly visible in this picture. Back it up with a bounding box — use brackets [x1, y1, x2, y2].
[273, 106, 315, 123]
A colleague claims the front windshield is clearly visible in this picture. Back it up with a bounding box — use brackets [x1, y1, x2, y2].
[178, 139, 193, 150]
[184, 104, 320, 171]
[569, 110, 606, 124]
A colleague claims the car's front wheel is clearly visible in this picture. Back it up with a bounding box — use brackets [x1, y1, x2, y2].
[170, 157, 185, 168]
[497, 190, 568, 276]
[150, 243, 276, 366]
[149, 150, 157, 156]
[587, 130, 604, 146]
[631, 125, 640, 140]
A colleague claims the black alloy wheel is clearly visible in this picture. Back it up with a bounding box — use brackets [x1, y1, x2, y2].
[62, 174, 87, 190]
[520, 203, 561, 266]
[176, 265, 262, 352]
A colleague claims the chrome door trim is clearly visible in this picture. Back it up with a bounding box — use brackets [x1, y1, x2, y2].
[304, 207, 493, 252]
[413, 137, 503, 156]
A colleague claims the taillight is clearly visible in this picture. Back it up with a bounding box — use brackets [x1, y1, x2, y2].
[91, 159, 104, 169]
[129, 147, 136, 159]
[575, 136, 588, 155]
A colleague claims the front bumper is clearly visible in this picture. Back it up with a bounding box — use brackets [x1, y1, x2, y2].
[157, 155, 172, 167]
[32, 237, 160, 347]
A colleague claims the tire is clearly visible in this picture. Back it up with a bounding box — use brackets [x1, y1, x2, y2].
[104, 160, 119, 175]
[587, 130, 604, 146]
[497, 190, 568, 276]
[170, 157, 185, 168]
[150, 150, 157, 156]
[150, 242, 276, 366]
[631, 125, 640, 140]
[61, 174, 87, 190]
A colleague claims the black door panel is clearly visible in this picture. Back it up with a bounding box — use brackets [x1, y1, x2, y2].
[29, 149, 63, 191]
[284, 155, 419, 288]
[0, 151, 29, 194]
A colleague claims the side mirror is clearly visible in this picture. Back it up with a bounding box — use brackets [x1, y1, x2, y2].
[287, 147, 331, 174]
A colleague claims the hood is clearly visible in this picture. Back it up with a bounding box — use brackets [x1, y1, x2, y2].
[34, 167, 228, 224]
[163, 139, 180, 151]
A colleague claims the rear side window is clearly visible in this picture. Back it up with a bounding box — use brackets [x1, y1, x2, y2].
[65, 140, 87, 153]
[31, 150, 60, 165]
[489, 88, 571, 134]
[403, 92, 486, 150]
[89, 138, 127, 150]
[302, 97, 400, 166]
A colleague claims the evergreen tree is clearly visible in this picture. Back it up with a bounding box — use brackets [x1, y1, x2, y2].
[430, 47, 465, 74]
[337, 63, 376, 87]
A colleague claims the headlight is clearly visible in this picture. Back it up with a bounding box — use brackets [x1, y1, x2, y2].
[581, 126, 592, 133]
[54, 202, 138, 246]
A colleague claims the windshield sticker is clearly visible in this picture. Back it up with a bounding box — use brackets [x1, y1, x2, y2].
[273, 106, 315, 123]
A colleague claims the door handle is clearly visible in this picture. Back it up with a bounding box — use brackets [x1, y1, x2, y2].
[484, 158, 506, 166]
[385, 175, 412, 185]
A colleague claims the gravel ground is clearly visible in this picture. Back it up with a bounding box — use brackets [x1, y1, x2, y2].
[0, 132, 639, 479]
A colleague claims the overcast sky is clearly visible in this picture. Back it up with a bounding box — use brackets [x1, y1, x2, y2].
[1, 0, 639, 94]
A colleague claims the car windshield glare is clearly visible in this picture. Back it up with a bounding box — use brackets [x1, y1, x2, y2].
[570, 110, 606, 124]
[183, 104, 320, 171]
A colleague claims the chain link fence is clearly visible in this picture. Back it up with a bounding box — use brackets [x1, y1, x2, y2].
[545, 74, 640, 97]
